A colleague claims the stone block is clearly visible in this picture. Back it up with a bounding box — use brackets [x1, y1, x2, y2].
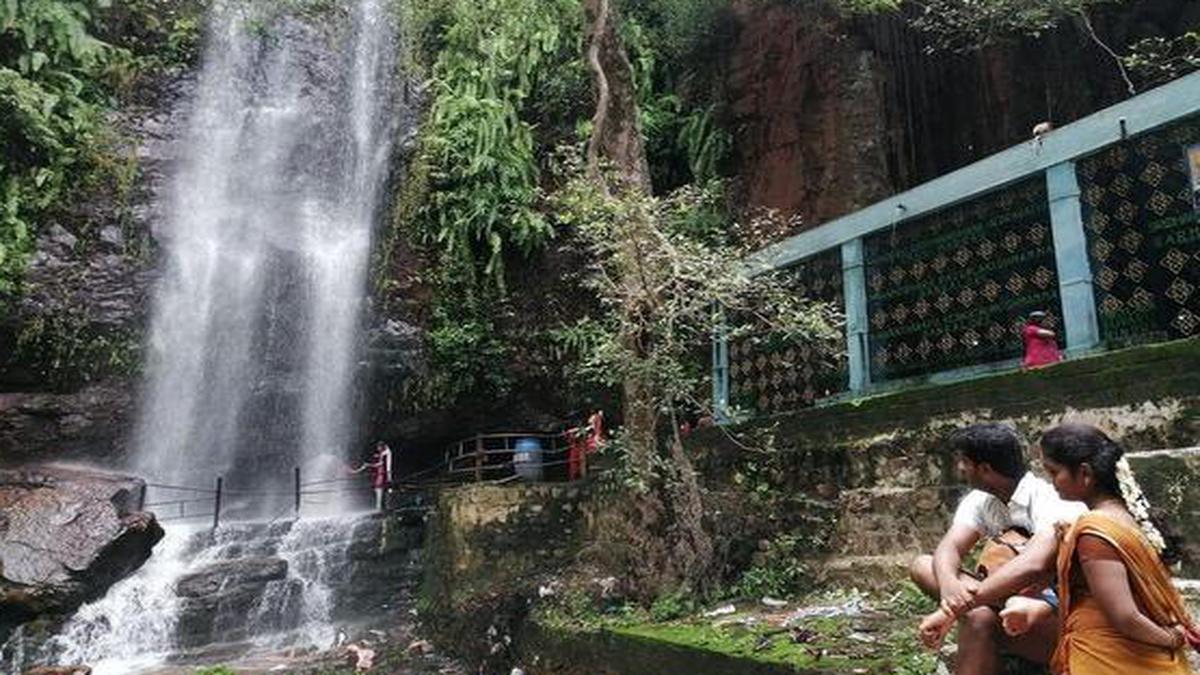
[827, 486, 960, 557]
[1128, 448, 1200, 577]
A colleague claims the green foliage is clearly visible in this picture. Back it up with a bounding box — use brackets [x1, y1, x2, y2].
[677, 105, 731, 184]
[649, 588, 696, 621]
[1124, 32, 1200, 89]
[15, 313, 141, 388]
[0, 0, 121, 294]
[728, 534, 811, 599]
[415, 0, 583, 285]
[619, 8, 732, 191]
[550, 151, 842, 464]
[194, 667, 237, 675]
[909, 0, 1115, 52]
[98, 0, 207, 72]
[423, 305, 515, 406]
[886, 580, 938, 617]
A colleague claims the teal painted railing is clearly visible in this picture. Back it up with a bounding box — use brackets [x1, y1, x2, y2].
[718, 71, 1200, 420]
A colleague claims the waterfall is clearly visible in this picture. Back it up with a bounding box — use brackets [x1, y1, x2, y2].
[5, 1, 409, 671]
[134, 0, 397, 507]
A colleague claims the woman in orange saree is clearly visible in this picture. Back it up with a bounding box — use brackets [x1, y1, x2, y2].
[1040, 423, 1198, 675]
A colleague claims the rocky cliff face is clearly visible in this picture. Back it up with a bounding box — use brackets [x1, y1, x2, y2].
[725, 0, 1200, 229]
[0, 74, 194, 467]
[725, 3, 894, 227]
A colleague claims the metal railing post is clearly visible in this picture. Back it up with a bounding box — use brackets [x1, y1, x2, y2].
[474, 435, 484, 483]
[294, 466, 301, 517]
[212, 476, 223, 530]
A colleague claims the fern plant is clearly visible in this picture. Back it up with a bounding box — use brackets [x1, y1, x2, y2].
[418, 0, 582, 286]
[0, 0, 118, 294]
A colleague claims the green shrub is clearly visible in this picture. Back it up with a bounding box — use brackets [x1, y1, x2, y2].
[194, 667, 237, 675]
[728, 534, 812, 600]
[649, 589, 695, 621]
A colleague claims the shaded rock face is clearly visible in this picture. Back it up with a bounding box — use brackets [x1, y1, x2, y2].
[0, 465, 163, 636]
[726, 3, 894, 227]
[0, 385, 137, 467]
[0, 74, 195, 468]
[725, 1, 1200, 229]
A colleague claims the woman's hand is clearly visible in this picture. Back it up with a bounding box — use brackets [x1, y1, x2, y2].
[918, 608, 956, 650]
[1184, 624, 1200, 651]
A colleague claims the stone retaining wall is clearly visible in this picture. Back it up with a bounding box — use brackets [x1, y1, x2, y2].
[692, 337, 1200, 583]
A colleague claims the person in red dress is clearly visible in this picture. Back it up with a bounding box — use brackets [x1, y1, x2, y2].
[354, 442, 393, 511]
[566, 411, 605, 480]
[1021, 310, 1062, 369]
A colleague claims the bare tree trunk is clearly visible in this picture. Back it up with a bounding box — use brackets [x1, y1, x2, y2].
[583, 0, 651, 194]
[581, 0, 714, 596]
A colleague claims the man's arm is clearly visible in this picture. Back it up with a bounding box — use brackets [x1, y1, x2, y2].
[967, 528, 1058, 609]
[933, 523, 982, 613]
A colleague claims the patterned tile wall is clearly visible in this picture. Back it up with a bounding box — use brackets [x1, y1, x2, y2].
[1078, 115, 1200, 346]
[728, 249, 847, 414]
[864, 178, 1060, 381]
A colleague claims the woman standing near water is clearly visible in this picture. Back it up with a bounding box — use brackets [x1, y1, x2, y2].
[1037, 423, 1199, 674]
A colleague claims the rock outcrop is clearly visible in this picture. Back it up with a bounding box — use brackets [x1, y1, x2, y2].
[0, 74, 194, 467]
[0, 386, 138, 467]
[0, 465, 163, 637]
[724, 1, 1200, 231]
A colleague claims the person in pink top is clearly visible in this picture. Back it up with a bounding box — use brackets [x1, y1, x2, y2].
[1021, 310, 1062, 369]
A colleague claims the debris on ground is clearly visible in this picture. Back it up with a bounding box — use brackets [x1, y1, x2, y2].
[702, 603, 737, 617]
[407, 639, 434, 655]
[346, 643, 376, 672]
[783, 595, 867, 625]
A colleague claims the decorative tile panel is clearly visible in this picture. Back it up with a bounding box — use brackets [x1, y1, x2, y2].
[1078, 115, 1200, 346]
[728, 249, 847, 414]
[864, 178, 1059, 381]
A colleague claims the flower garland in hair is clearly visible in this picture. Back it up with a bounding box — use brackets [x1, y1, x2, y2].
[1115, 456, 1166, 552]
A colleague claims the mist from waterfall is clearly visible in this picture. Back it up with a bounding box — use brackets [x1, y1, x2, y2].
[3, 1, 407, 671]
[134, 0, 398, 509]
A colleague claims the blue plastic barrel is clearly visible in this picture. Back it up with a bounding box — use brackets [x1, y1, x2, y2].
[513, 437, 544, 482]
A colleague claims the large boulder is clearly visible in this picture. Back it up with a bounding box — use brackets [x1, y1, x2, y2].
[0, 465, 163, 635]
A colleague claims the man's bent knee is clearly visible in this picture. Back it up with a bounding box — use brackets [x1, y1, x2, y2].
[909, 554, 936, 594]
[961, 606, 1000, 634]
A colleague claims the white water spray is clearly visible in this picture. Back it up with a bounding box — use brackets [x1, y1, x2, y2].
[12, 0, 404, 670]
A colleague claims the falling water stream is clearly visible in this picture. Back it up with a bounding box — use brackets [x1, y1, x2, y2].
[8, 0, 404, 671]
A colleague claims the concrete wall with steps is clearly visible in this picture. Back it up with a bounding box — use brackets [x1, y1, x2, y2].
[691, 338, 1200, 585]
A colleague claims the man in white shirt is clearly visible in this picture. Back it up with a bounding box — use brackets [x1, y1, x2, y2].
[909, 423, 1086, 675]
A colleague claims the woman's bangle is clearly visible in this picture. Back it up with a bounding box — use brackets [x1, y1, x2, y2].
[1167, 626, 1185, 650]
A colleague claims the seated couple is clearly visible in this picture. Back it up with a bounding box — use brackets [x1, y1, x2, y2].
[911, 422, 1200, 675]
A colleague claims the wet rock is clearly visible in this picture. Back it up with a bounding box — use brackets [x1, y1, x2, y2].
[366, 319, 426, 376]
[174, 557, 295, 648]
[98, 226, 124, 249]
[0, 383, 138, 466]
[46, 224, 79, 253]
[22, 662, 91, 672]
[0, 465, 163, 636]
[175, 557, 289, 598]
[22, 666, 92, 675]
